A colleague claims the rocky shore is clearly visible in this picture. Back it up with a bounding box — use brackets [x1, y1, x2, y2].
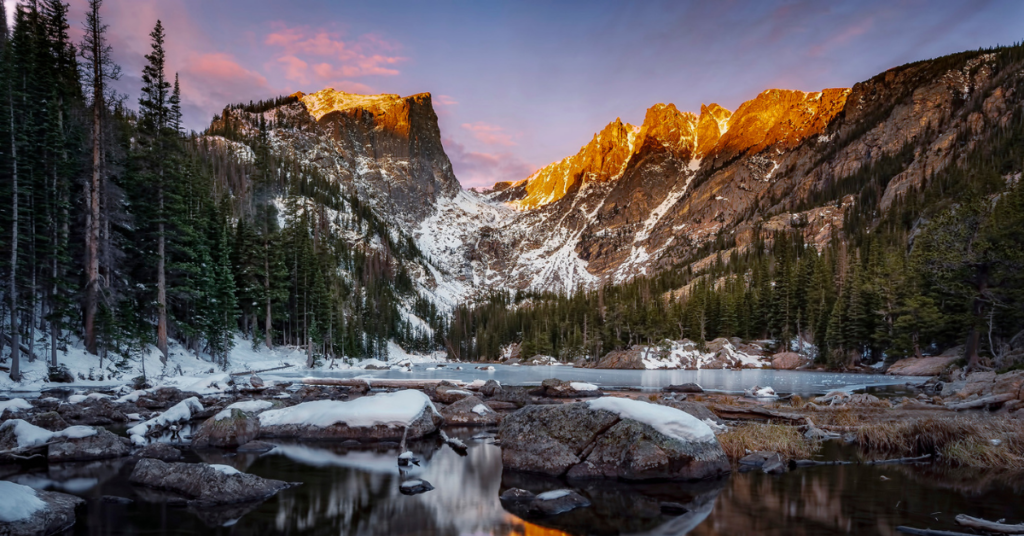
[1, 366, 1022, 534]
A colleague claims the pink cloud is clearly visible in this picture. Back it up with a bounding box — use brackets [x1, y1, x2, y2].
[809, 15, 874, 56]
[435, 95, 459, 106]
[443, 136, 536, 189]
[461, 121, 517, 147]
[265, 23, 405, 81]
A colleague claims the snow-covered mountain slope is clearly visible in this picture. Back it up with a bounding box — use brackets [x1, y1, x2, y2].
[208, 50, 1024, 305]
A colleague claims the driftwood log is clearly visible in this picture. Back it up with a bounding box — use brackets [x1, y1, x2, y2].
[708, 404, 805, 422]
[229, 365, 295, 376]
[946, 393, 1016, 411]
[897, 527, 979, 536]
[955, 514, 1024, 534]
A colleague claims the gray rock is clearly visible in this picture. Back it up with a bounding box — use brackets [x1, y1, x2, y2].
[398, 479, 434, 495]
[128, 458, 295, 505]
[665, 383, 704, 394]
[499, 402, 730, 481]
[48, 428, 131, 463]
[529, 490, 590, 515]
[237, 440, 276, 453]
[259, 402, 442, 442]
[26, 412, 70, 432]
[665, 401, 724, 425]
[440, 396, 501, 426]
[530, 379, 602, 399]
[192, 409, 260, 448]
[136, 442, 183, 461]
[434, 383, 474, 404]
[0, 488, 84, 536]
[761, 452, 787, 475]
[480, 379, 502, 397]
[499, 488, 535, 502]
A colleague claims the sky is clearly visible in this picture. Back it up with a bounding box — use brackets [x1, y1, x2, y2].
[5, 1, 1023, 188]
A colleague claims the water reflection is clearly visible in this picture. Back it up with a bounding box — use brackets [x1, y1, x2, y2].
[0, 427, 1017, 535]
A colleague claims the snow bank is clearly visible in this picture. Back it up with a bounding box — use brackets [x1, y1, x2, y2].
[0, 481, 46, 522]
[0, 398, 32, 416]
[0, 420, 97, 449]
[259, 390, 438, 429]
[214, 400, 274, 421]
[127, 397, 203, 445]
[587, 397, 715, 443]
[67, 392, 113, 404]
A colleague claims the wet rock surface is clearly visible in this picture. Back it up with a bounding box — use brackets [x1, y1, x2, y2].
[439, 396, 501, 426]
[48, 428, 131, 463]
[0, 488, 85, 536]
[192, 409, 261, 448]
[529, 379, 602, 399]
[128, 458, 295, 505]
[135, 442, 183, 461]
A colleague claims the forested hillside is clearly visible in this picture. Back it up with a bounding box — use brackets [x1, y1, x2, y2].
[0, 0, 445, 383]
[449, 44, 1024, 371]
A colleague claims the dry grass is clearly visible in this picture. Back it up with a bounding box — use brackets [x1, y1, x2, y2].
[718, 423, 821, 460]
[857, 416, 1024, 468]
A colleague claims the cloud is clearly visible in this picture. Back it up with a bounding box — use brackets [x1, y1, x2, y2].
[265, 23, 405, 84]
[461, 121, 518, 146]
[435, 94, 459, 106]
[808, 15, 874, 56]
[443, 136, 536, 189]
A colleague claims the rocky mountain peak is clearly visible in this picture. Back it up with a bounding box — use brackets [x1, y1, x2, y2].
[711, 88, 850, 163]
[631, 103, 699, 160]
[298, 87, 406, 120]
[697, 103, 732, 158]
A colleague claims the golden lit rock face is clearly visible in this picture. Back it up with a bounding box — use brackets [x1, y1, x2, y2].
[502, 87, 849, 210]
[512, 118, 639, 210]
[298, 88, 406, 120]
[712, 87, 850, 160]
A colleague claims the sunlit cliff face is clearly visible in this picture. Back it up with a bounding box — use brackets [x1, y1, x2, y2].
[503, 87, 850, 211]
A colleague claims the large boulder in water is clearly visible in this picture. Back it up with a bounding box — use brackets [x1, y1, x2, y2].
[0, 481, 84, 536]
[192, 409, 261, 448]
[48, 427, 131, 463]
[440, 396, 501, 426]
[530, 379, 602, 398]
[258, 390, 443, 442]
[499, 398, 729, 481]
[128, 458, 294, 505]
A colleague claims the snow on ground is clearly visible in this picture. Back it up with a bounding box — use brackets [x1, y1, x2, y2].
[0, 398, 33, 417]
[0, 419, 97, 449]
[635, 340, 770, 370]
[1, 332, 446, 392]
[259, 390, 439, 429]
[214, 400, 274, 421]
[0, 481, 46, 522]
[127, 397, 203, 445]
[588, 397, 715, 443]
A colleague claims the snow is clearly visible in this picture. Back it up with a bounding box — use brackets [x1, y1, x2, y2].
[215, 400, 274, 420]
[67, 393, 112, 404]
[210, 464, 241, 476]
[400, 479, 425, 490]
[259, 390, 439, 429]
[570, 382, 598, 391]
[0, 420, 97, 448]
[0, 398, 32, 416]
[471, 404, 492, 416]
[536, 489, 572, 501]
[587, 397, 716, 443]
[0, 481, 46, 522]
[127, 397, 203, 445]
[398, 451, 414, 460]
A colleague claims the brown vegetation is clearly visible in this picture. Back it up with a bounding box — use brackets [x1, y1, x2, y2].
[856, 417, 1024, 468]
[717, 423, 820, 460]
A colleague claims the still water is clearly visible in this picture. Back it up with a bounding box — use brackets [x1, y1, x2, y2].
[279, 365, 923, 396]
[6, 429, 1022, 536]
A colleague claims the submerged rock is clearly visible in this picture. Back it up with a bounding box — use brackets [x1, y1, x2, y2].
[237, 440, 276, 453]
[499, 399, 730, 481]
[499, 487, 591, 516]
[136, 442, 183, 461]
[192, 409, 261, 448]
[0, 482, 84, 536]
[398, 479, 434, 495]
[128, 458, 295, 505]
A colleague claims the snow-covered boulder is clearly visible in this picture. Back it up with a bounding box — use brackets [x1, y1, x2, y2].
[433, 383, 474, 404]
[258, 390, 442, 442]
[0, 419, 127, 463]
[529, 378, 602, 398]
[0, 481, 84, 536]
[129, 458, 294, 505]
[499, 398, 729, 481]
[48, 427, 131, 463]
[440, 396, 501, 426]
[127, 397, 203, 446]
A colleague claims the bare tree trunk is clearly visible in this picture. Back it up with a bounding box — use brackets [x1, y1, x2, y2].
[264, 240, 272, 350]
[9, 96, 20, 382]
[157, 186, 168, 363]
[85, 66, 101, 356]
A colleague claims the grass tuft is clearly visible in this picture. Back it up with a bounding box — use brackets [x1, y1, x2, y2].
[857, 417, 1024, 468]
[718, 423, 821, 460]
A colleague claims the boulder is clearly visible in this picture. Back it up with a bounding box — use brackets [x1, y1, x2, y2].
[192, 409, 261, 448]
[398, 479, 434, 495]
[530, 378, 602, 399]
[479, 379, 502, 397]
[26, 412, 70, 432]
[664, 383, 704, 394]
[136, 442, 183, 461]
[665, 401, 725, 426]
[0, 482, 84, 536]
[992, 371, 1024, 400]
[886, 355, 958, 376]
[499, 487, 591, 516]
[258, 390, 443, 442]
[48, 427, 131, 463]
[592, 347, 645, 370]
[440, 396, 501, 426]
[434, 382, 475, 404]
[128, 458, 294, 505]
[499, 400, 730, 481]
[771, 352, 807, 370]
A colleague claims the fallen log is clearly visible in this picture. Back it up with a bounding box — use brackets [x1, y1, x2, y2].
[955, 514, 1024, 534]
[709, 404, 805, 422]
[864, 454, 931, 465]
[897, 527, 979, 536]
[791, 454, 931, 467]
[301, 378, 465, 389]
[229, 364, 295, 376]
[946, 393, 1016, 411]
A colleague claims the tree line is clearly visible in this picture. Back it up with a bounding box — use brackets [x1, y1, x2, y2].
[0, 0, 445, 382]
